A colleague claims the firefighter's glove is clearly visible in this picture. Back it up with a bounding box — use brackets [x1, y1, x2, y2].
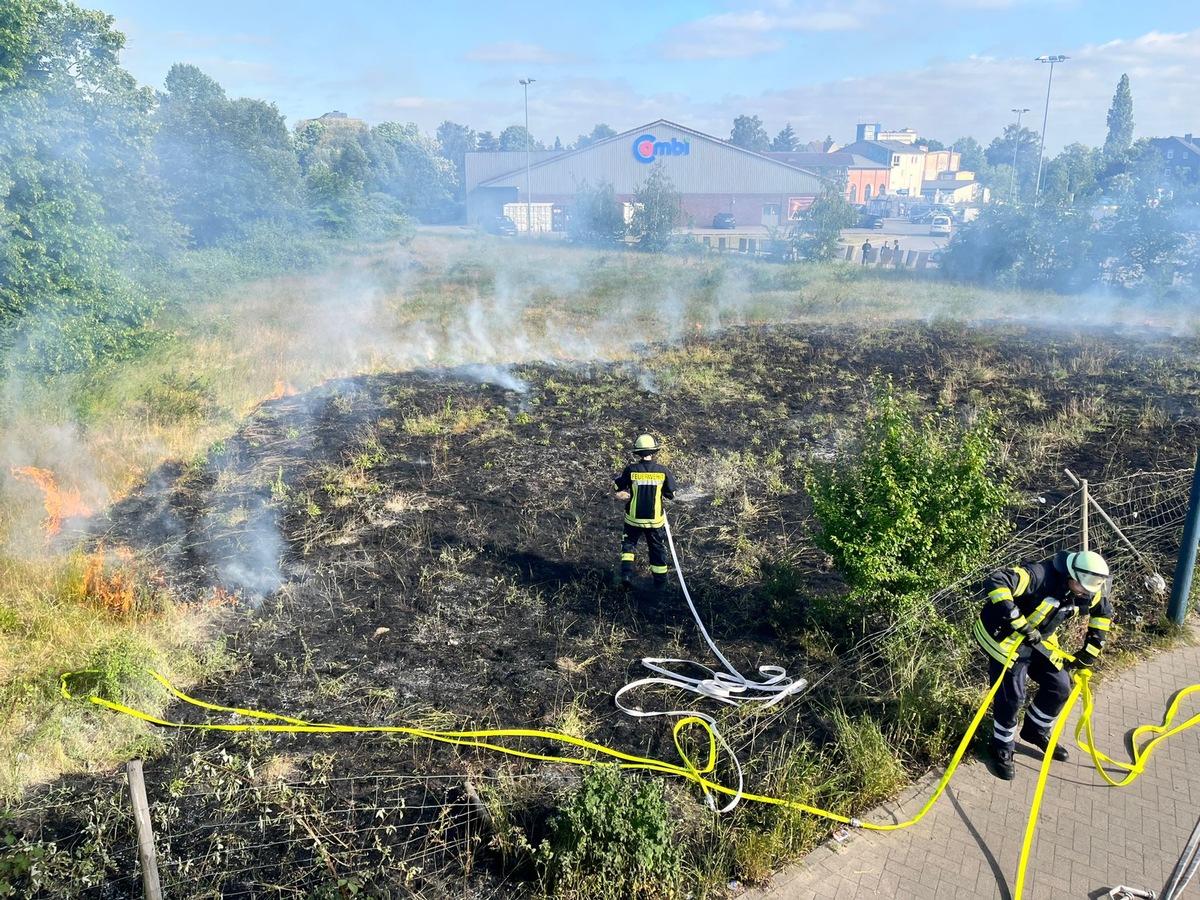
[1017, 626, 1043, 645]
[1066, 656, 1091, 673]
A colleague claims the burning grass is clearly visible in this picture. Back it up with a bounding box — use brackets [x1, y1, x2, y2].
[10, 467, 93, 541]
[0, 235, 1199, 892]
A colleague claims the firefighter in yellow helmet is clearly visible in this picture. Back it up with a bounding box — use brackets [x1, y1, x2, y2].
[613, 434, 677, 589]
[973, 549, 1113, 780]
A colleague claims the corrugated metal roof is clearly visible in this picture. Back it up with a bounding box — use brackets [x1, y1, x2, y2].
[464, 150, 563, 191]
[766, 151, 888, 170]
[474, 119, 828, 195]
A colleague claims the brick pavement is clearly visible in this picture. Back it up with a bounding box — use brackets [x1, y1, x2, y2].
[744, 638, 1200, 899]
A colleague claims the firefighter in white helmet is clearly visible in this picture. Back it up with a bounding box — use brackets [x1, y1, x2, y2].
[613, 434, 677, 590]
[973, 549, 1113, 780]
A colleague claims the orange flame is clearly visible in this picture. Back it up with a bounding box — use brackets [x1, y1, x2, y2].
[181, 585, 241, 612]
[11, 467, 93, 541]
[267, 380, 297, 400]
[83, 543, 137, 617]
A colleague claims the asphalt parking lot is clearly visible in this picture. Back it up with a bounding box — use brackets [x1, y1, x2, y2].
[840, 218, 951, 252]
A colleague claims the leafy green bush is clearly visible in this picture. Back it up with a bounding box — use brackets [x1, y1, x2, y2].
[84, 637, 149, 704]
[806, 375, 1013, 636]
[538, 765, 681, 899]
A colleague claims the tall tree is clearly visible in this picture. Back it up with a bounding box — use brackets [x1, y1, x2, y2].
[476, 130, 498, 152]
[1040, 142, 1100, 205]
[574, 123, 616, 149]
[771, 124, 798, 152]
[789, 183, 859, 260]
[153, 64, 301, 246]
[435, 120, 475, 199]
[0, 0, 39, 88]
[952, 136, 988, 175]
[0, 0, 167, 371]
[730, 115, 770, 152]
[985, 125, 1041, 199]
[498, 125, 539, 151]
[370, 122, 455, 213]
[1103, 74, 1134, 165]
[630, 164, 680, 251]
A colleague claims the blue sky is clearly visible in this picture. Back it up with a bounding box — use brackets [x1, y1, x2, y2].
[101, 0, 1197, 153]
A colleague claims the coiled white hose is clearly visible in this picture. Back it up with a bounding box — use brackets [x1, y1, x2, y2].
[613, 513, 809, 811]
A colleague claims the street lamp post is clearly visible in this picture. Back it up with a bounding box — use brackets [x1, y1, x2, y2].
[1008, 107, 1030, 203]
[519, 77, 536, 233]
[1033, 55, 1068, 201]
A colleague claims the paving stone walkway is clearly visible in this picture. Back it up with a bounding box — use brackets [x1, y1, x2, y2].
[744, 636, 1200, 900]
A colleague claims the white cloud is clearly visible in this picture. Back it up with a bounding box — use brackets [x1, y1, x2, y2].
[658, 3, 866, 60]
[667, 30, 1198, 152]
[463, 41, 577, 65]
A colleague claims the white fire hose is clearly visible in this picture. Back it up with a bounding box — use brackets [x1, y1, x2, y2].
[614, 513, 809, 811]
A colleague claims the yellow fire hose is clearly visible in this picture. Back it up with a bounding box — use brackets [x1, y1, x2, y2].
[60, 647, 1200, 898]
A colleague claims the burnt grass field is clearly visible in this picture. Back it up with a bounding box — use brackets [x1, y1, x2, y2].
[20, 321, 1200, 898]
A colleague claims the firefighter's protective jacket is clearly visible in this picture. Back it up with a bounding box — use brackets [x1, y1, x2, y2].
[614, 460, 676, 528]
[972, 551, 1113, 670]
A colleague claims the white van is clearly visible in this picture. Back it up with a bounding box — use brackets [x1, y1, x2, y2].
[929, 215, 952, 236]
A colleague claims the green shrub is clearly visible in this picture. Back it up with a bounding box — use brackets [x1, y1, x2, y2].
[805, 374, 1013, 635]
[84, 637, 149, 704]
[538, 765, 681, 899]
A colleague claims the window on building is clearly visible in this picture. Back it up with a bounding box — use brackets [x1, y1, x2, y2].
[892, 157, 900, 166]
[762, 203, 781, 217]
[1167, 150, 1174, 159]
[864, 184, 872, 200]
[849, 184, 857, 203]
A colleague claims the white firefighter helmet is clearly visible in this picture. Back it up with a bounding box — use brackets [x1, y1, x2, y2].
[1067, 550, 1109, 594]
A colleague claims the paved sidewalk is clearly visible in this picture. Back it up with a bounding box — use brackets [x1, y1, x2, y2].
[745, 638, 1200, 900]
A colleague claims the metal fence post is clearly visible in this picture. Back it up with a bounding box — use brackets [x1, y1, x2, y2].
[1081, 478, 1089, 550]
[1168, 449, 1200, 625]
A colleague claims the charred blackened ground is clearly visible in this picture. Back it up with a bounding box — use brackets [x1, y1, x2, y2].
[26, 322, 1200, 897]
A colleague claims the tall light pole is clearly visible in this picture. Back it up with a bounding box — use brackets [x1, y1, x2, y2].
[1033, 55, 1068, 201]
[1009, 107, 1030, 203]
[519, 77, 536, 233]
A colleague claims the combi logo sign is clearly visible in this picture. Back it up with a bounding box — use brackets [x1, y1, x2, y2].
[633, 134, 690, 164]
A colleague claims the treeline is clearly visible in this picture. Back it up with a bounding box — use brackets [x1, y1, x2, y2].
[0, 1, 465, 374]
[729, 82, 1199, 294]
[4, 4, 1196, 377]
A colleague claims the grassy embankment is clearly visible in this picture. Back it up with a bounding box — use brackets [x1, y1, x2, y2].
[1, 231, 1194, 801]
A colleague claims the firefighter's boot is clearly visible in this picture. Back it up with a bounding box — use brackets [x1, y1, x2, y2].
[1020, 722, 1069, 762]
[990, 740, 1015, 781]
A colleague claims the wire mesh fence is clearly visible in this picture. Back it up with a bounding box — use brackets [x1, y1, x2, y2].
[4, 762, 535, 899]
[3, 467, 1196, 898]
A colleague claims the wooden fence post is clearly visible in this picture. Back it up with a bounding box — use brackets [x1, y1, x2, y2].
[126, 760, 163, 900]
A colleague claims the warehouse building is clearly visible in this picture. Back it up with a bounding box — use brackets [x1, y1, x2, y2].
[465, 119, 829, 232]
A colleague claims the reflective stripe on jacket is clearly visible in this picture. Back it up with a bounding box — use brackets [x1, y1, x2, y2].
[973, 551, 1113, 670]
[614, 460, 676, 528]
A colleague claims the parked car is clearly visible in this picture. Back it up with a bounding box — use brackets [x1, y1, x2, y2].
[929, 215, 952, 236]
[910, 205, 953, 224]
[481, 215, 517, 236]
[858, 212, 884, 229]
[712, 212, 736, 229]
